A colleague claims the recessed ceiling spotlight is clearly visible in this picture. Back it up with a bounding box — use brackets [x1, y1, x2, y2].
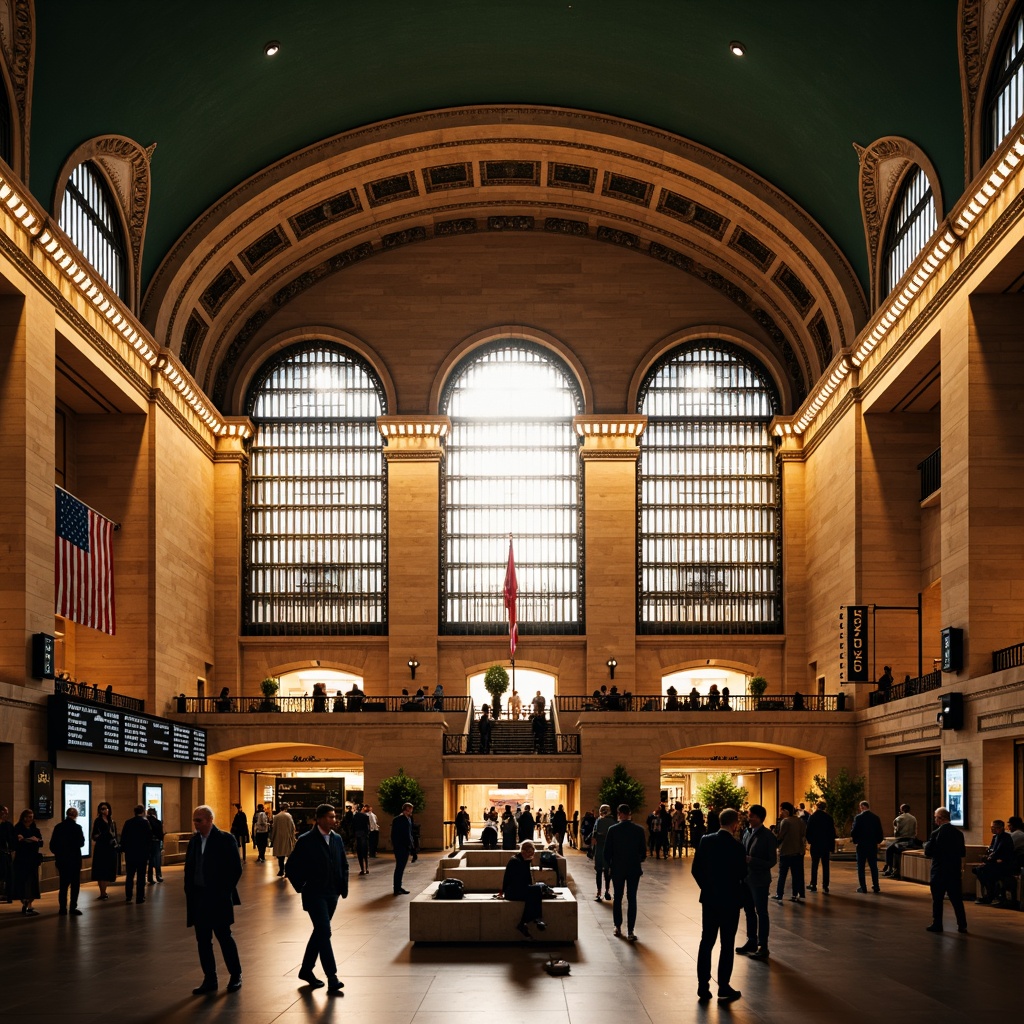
[264, 40, 281, 57]
[729, 40, 746, 57]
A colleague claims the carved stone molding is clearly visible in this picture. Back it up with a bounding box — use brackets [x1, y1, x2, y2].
[0, 0, 33, 178]
[53, 135, 155, 313]
[978, 707, 1024, 732]
[855, 136, 943, 309]
[864, 722, 942, 750]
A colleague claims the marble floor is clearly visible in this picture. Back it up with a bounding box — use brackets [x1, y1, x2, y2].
[1, 847, 1019, 1023]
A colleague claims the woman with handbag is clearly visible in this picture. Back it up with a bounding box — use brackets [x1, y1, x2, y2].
[90, 801, 118, 899]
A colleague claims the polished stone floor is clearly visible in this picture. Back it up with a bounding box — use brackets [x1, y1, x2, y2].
[2, 847, 1019, 1023]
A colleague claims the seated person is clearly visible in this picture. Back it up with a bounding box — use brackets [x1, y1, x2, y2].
[973, 818, 1016, 904]
[883, 803, 918, 878]
[497, 840, 547, 938]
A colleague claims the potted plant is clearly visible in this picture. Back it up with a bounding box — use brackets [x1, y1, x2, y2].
[258, 676, 280, 712]
[749, 675, 768, 708]
[483, 664, 510, 719]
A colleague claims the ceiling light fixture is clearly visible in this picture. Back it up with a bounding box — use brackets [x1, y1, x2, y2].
[729, 41, 746, 57]
[264, 40, 281, 57]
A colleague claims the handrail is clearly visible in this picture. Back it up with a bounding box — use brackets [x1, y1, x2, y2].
[442, 732, 580, 754]
[54, 678, 145, 713]
[178, 695, 470, 714]
[555, 693, 850, 712]
[993, 641, 1024, 672]
[867, 670, 943, 707]
[917, 446, 941, 501]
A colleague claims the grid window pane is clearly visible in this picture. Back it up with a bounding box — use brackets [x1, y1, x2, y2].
[883, 166, 937, 296]
[243, 343, 387, 635]
[637, 341, 781, 634]
[441, 341, 583, 635]
[58, 162, 129, 302]
[986, 6, 1024, 155]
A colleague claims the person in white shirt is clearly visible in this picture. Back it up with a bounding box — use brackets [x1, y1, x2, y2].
[366, 805, 380, 858]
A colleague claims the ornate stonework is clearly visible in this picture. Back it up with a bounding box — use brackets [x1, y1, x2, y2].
[0, 0, 33, 178]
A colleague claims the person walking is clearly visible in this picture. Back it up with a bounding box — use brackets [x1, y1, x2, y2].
[50, 806, 85, 916]
[271, 804, 297, 877]
[851, 800, 884, 893]
[924, 806, 967, 933]
[286, 803, 349, 994]
[603, 804, 647, 942]
[592, 804, 614, 901]
[184, 805, 243, 995]
[774, 802, 806, 901]
[391, 802, 415, 895]
[119, 804, 153, 904]
[366, 805, 380, 858]
[146, 807, 165, 883]
[692, 808, 747, 1003]
[478, 706, 493, 754]
[230, 804, 250, 862]
[455, 806, 470, 849]
[736, 804, 777, 961]
[251, 804, 270, 863]
[551, 804, 568, 855]
[805, 800, 836, 893]
[352, 803, 370, 875]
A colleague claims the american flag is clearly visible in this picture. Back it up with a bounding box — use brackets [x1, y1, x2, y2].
[56, 487, 116, 635]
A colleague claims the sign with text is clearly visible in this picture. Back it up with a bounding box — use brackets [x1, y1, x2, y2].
[839, 605, 870, 682]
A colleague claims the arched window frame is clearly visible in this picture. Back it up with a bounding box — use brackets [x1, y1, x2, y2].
[242, 341, 388, 636]
[880, 164, 938, 299]
[58, 160, 130, 303]
[636, 339, 781, 635]
[439, 339, 585, 637]
[984, 2, 1024, 157]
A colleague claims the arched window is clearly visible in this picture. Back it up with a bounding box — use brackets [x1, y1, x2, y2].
[985, 4, 1024, 156]
[243, 342, 387, 635]
[882, 166, 937, 295]
[637, 341, 780, 634]
[58, 161, 129, 302]
[441, 340, 584, 635]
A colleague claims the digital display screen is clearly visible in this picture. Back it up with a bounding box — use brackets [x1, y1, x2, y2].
[49, 696, 207, 764]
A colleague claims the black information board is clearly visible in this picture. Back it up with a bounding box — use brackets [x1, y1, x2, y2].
[48, 695, 207, 765]
[275, 777, 345, 830]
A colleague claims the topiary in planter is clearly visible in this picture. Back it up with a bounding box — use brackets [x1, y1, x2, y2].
[377, 767, 426, 817]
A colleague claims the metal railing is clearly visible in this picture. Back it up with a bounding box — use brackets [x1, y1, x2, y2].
[179, 695, 470, 714]
[867, 670, 943, 707]
[993, 641, 1024, 672]
[555, 693, 850, 713]
[54, 678, 145, 713]
[918, 446, 941, 501]
[442, 732, 581, 755]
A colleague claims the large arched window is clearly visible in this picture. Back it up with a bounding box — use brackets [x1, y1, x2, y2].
[441, 340, 583, 635]
[882, 166, 937, 296]
[58, 161, 129, 302]
[985, 3, 1024, 156]
[637, 341, 780, 634]
[243, 343, 387, 635]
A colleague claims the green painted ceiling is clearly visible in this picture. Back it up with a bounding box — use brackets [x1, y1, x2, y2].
[32, 1, 964, 294]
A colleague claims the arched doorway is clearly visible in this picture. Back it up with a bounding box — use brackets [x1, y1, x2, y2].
[467, 666, 556, 719]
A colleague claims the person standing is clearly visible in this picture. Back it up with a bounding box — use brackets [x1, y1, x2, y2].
[230, 804, 250, 862]
[532, 690, 546, 716]
[185, 805, 243, 994]
[90, 802, 118, 900]
[924, 806, 967, 933]
[531, 712, 546, 753]
[391, 802, 415, 895]
[352, 803, 370, 875]
[805, 800, 836, 893]
[271, 804, 297, 877]
[509, 690, 522, 720]
[455, 805, 470, 849]
[603, 804, 647, 942]
[478, 706, 493, 754]
[0, 805, 14, 903]
[518, 804, 535, 842]
[736, 804, 777, 961]
[851, 800, 884, 893]
[692, 808, 747, 1003]
[251, 804, 270, 863]
[688, 802, 706, 849]
[551, 804, 567, 855]
[146, 807, 165, 883]
[592, 804, 613, 901]
[366, 805, 380, 858]
[120, 804, 153, 904]
[49, 806, 85, 916]
[774, 802, 806, 901]
[12, 808, 44, 914]
[285, 804, 349, 994]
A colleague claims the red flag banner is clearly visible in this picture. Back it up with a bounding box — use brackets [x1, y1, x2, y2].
[503, 537, 518, 658]
[56, 486, 116, 635]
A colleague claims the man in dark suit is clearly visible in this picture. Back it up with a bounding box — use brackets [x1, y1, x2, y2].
[391, 802, 415, 895]
[120, 803, 153, 904]
[736, 803, 777, 960]
[805, 800, 836, 893]
[49, 806, 85, 916]
[973, 818, 1015, 904]
[603, 803, 647, 942]
[185, 805, 243, 995]
[851, 799, 884, 892]
[924, 806, 967, 933]
[285, 804, 349, 994]
[692, 808, 747, 1003]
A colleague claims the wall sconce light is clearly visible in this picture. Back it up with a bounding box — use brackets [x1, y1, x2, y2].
[408, 659, 419, 680]
[606, 658, 617, 680]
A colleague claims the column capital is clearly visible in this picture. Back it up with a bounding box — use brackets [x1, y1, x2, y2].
[573, 415, 647, 460]
[378, 415, 451, 461]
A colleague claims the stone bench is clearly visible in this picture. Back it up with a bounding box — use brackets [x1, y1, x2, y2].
[440, 865, 559, 891]
[410, 882, 577, 942]
[900, 847, 989, 896]
[437, 848, 567, 882]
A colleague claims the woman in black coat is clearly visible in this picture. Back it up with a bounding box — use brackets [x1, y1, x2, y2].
[230, 804, 250, 861]
[90, 801, 118, 899]
[12, 808, 44, 914]
[498, 840, 547, 938]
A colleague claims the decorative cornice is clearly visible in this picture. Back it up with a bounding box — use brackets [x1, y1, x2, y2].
[150, 388, 216, 460]
[864, 722, 941, 750]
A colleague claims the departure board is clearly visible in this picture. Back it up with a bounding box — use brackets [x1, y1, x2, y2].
[49, 696, 207, 764]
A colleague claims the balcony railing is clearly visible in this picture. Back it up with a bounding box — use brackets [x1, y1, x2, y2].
[54, 678, 145, 713]
[867, 670, 943, 707]
[918, 446, 941, 501]
[443, 732, 580, 754]
[178, 695, 470, 714]
[555, 693, 850, 713]
[993, 642, 1024, 672]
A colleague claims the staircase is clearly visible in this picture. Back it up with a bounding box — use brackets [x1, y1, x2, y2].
[469, 719, 557, 755]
